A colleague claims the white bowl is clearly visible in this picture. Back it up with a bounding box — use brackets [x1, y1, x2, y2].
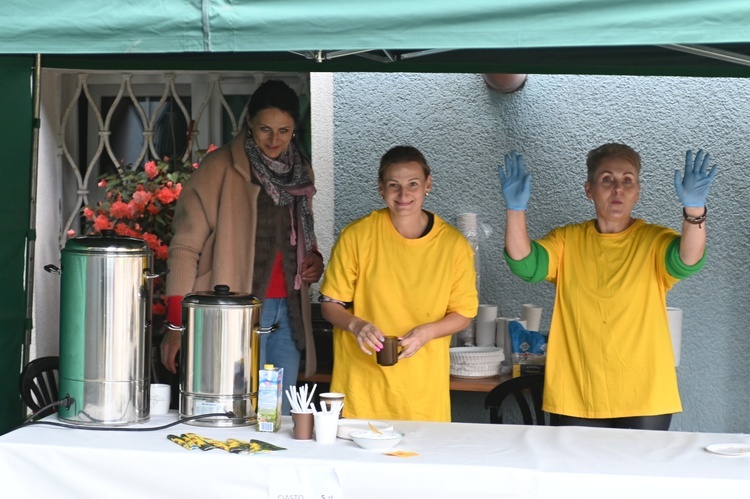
[349, 429, 405, 450]
[337, 419, 393, 440]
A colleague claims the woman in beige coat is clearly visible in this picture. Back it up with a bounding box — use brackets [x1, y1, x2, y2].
[160, 80, 323, 414]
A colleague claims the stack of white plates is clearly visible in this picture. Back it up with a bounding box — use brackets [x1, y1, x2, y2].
[449, 346, 504, 377]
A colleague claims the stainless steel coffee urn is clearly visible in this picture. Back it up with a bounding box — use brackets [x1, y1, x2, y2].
[173, 285, 272, 427]
[47, 230, 156, 425]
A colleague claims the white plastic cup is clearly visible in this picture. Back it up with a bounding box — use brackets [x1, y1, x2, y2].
[520, 304, 543, 332]
[150, 383, 171, 415]
[313, 412, 339, 444]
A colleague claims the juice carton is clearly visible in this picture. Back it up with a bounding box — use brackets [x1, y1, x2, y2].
[257, 364, 283, 432]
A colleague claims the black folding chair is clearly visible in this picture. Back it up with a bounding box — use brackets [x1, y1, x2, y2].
[484, 374, 546, 425]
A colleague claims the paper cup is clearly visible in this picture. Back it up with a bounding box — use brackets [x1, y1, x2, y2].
[520, 304, 543, 332]
[291, 411, 314, 440]
[150, 383, 171, 415]
[313, 412, 339, 444]
[475, 304, 498, 347]
[319, 392, 345, 417]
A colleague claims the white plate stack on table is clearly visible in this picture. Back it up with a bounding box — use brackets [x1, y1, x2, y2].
[456, 213, 479, 346]
[449, 346, 505, 377]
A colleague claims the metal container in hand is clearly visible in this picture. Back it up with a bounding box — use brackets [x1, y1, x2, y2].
[47, 231, 156, 425]
[177, 285, 272, 427]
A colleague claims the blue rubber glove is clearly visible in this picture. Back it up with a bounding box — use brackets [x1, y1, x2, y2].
[674, 149, 717, 207]
[498, 150, 531, 211]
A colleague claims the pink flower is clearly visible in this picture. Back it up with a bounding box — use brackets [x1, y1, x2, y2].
[144, 161, 158, 180]
[67, 229, 76, 238]
[156, 186, 176, 204]
[141, 232, 162, 253]
[115, 223, 137, 237]
[109, 199, 134, 219]
[192, 162, 199, 169]
[207, 144, 218, 152]
[93, 214, 112, 232]
[147, 204, 161, 215]
[98, 179, 108, 188]
[155, 244, 169, 261]
[132, 190, 152, 209]
[174, 183, 183, 198]
[83, 207, 95, 220]
[127, 199, 144, 216]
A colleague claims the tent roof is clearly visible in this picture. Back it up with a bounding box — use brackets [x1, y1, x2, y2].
[4, 0, 750, 75]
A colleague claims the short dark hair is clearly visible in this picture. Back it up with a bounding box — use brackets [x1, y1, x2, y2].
[246, 79, 300, 123]
[378, 146, 431, 181]
[586, 143, 641, 183]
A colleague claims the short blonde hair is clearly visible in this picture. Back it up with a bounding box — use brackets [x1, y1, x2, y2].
[586, 143, 641, 183]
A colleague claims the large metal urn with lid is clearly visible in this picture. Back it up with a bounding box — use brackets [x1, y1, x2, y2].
[172, 285, 274, 427]
[46, 230, 157, 425]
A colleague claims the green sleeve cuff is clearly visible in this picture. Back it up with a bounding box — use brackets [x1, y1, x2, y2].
[504, 241, 549, 283]
[666, 237, 706, 279]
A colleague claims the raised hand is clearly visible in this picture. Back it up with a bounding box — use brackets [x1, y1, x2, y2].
[674, 149, 718, 207]
[498, 150, 532, 211]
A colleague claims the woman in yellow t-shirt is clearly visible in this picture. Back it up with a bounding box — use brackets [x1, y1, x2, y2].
[499, 143, 717, 430]
[319, 146, 478, 422]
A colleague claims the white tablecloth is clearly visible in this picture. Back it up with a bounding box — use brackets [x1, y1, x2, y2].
[1, 413, 748, 498]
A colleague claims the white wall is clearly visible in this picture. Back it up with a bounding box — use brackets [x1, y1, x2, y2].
[310, 73, 335, 300]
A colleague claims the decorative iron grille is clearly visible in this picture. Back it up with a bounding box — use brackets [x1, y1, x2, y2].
[57, 71, 308, 241]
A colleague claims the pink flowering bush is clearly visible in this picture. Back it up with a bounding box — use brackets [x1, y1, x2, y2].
[82, 145, 217, 314]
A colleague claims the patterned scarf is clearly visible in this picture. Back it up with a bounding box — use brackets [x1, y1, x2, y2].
[245, 131, 316, 289]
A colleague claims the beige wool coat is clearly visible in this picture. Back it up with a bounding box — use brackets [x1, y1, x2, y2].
[166, 131, 317, 376]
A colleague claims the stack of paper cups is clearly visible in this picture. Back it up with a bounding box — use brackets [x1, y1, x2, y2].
[456, 213, 480, 346]
[496, 317, 526, 370]
[475, 304, 498, 347]
[520, 304, 543, 332]
[667, 307, 682, 367]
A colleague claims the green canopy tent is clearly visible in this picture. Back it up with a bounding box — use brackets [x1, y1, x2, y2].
[2, 0, 750, 433]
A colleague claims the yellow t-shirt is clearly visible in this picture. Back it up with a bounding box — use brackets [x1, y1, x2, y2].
[320, 209, 478, 421]
[537, 219, 681, 418]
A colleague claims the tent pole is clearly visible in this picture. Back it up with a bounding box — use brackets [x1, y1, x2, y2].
[23, 54, 42, 368]
[661, 44, 750, 68]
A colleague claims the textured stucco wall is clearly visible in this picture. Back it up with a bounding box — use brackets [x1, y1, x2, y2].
[330, 72, 750, 433]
